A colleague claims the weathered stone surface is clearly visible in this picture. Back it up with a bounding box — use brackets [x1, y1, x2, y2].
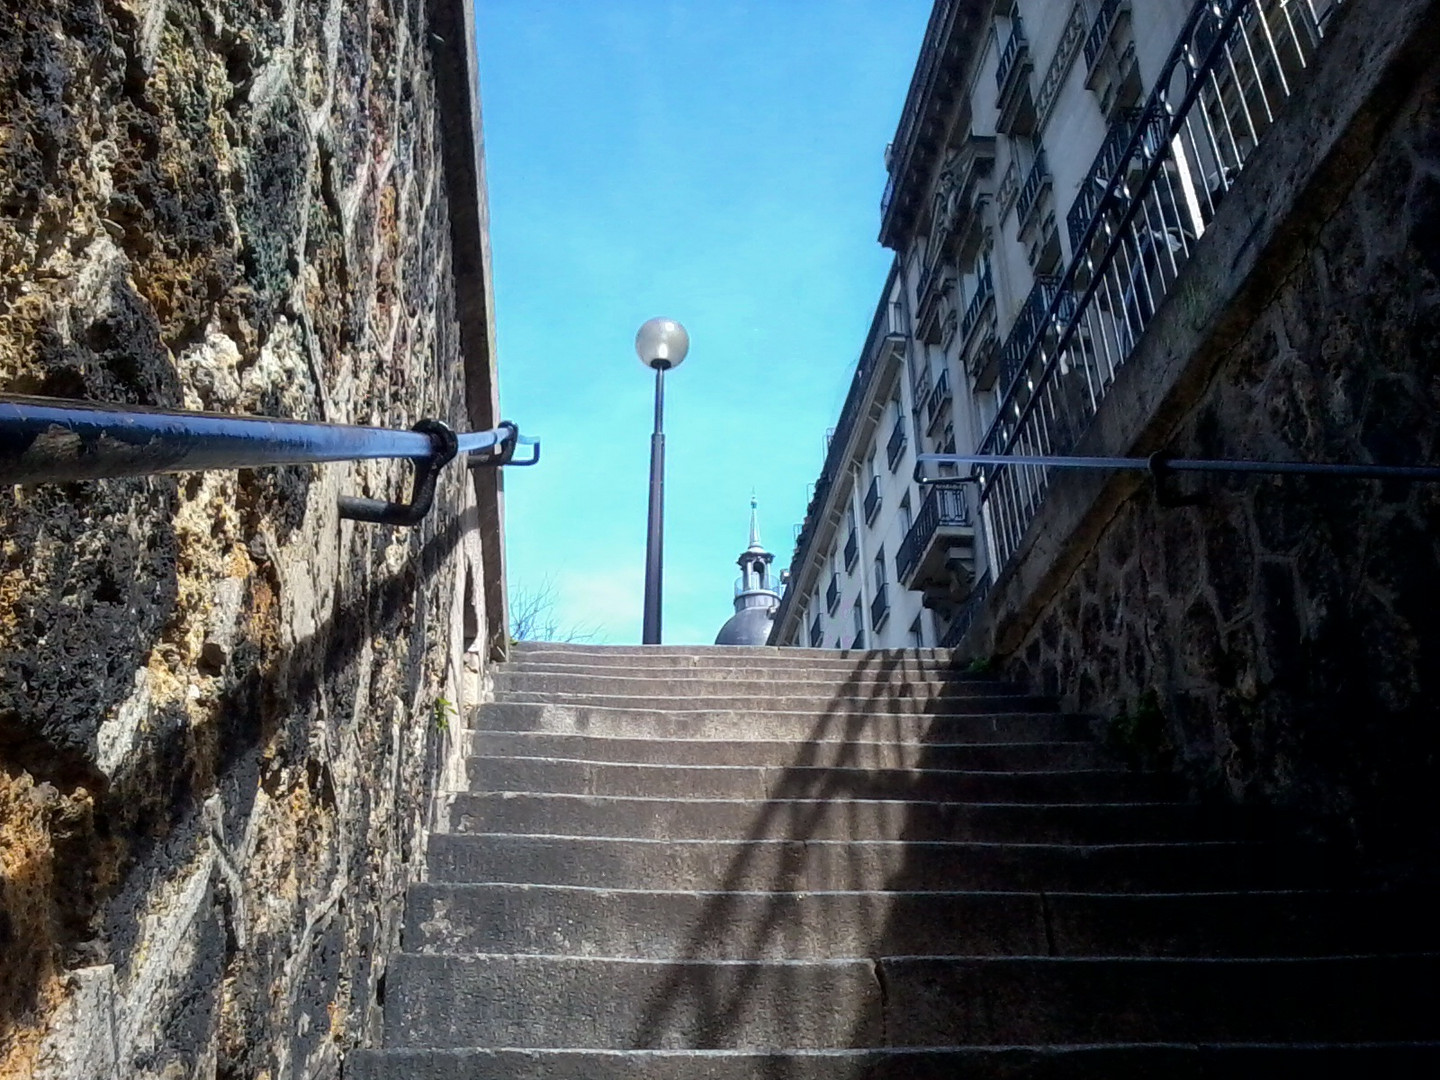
[0, 2, 493, 1076]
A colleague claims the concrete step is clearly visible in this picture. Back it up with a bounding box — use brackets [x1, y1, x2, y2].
[464, 731, 1110, 770]
[424, 834, 1319, 892]
[492, 671, 1018, 699]
[462, 757, 1177, 802]
[403, 883, 1435, 961]
[509, 644, 958, 662]
[343, 1043, 1440, 1080]
[473, 702, 1079, 742]
[380, 952, 1440, 1049]
[493, 691, 1053, 715]
[501, 659, 975, 681]
[442, 793, 1222, 844]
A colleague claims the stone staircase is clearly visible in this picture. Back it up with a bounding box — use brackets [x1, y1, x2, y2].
[348, 644, 1440, 1077]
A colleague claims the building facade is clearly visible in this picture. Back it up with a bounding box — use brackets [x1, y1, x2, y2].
[773, 0, 1342, 648]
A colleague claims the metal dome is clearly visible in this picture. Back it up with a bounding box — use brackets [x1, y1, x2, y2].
[715, 605, 776, 646]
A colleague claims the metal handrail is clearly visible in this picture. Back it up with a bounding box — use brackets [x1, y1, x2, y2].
[0, 394, 538, 526]
[914, 452, 1440, 486]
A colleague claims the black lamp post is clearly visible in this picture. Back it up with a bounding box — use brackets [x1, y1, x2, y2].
[634, 317, 690, 645]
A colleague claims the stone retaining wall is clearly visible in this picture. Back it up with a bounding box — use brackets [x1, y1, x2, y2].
[966, 0, 1440, 863]
[0, 1, 496, 1075]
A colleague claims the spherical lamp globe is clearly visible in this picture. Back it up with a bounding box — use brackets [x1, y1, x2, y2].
[635, 318, 690, 371]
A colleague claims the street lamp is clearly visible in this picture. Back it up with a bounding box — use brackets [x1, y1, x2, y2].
[634, 317, 690, 645]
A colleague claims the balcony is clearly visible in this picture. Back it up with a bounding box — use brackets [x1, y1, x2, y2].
[998, 275, 1062, 394]
[809, 614, 823, 648]
[924, 367, 952, 433]
[825, 572, 841, 615]
[1084, 0, 1131, 76]
[959, 268, 995, 353]
[869, 584, 890, 631]
[896, 486, 976, 590]
[995, 19, 1036, 136]
[1014, 150, 1052, 235]
[931, 134, 998, 264]
[843, 529, 859, 571]
[863, 475, 882, 523]
[885, 415, 907, 472]
[915, 258, 957, 346]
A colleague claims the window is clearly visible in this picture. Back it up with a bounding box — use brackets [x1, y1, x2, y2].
[909, 616, 924, 649]
[852, 598, 864, 637]
[873, 546, 887, 591]
[900, 493, 913, 536]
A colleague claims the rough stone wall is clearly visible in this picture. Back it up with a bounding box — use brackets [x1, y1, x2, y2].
[1003, 22, 1440, 863]
[0, 1, 490, 1076]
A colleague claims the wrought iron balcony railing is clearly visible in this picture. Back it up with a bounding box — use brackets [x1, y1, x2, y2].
[925, 367, 952, 431]
[996, 17, 1029, 94]
[941, 576, 992, 648]
[1084, 0, 1129, 71]
[959, 268, 995, 352]
[973, 0, 1342, 576]
[826, 572, 842, 615]
[843, 528, 859, 571]
[886, 415, 907, 471]
[869, 584, 890, 630]
[863, 474, 882, 523]
[1015, 149, 1052, 232]
[896, 486, 972, 586]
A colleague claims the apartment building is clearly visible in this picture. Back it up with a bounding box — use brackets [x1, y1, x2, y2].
[772, 0, 1339, 648]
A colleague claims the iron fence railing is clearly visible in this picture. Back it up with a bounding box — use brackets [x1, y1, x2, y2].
[997, 275, 1062, 394]
[896, 485, 972, 585]
[941, 575, 992, 648]
[975, 0, 1343, 574]
[1067, 108, 1147, 250]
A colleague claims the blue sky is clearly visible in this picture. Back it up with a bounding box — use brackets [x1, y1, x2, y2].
[478, 1, 932, 644]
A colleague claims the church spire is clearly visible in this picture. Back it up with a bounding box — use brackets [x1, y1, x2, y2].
[747, 494, 763, 552]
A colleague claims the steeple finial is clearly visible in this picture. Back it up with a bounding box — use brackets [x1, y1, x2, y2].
[748, 494, 761, 550]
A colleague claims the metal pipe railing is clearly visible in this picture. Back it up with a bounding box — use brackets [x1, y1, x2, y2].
[0, 394, 539, 526]
[915, 452, 1440, 486]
